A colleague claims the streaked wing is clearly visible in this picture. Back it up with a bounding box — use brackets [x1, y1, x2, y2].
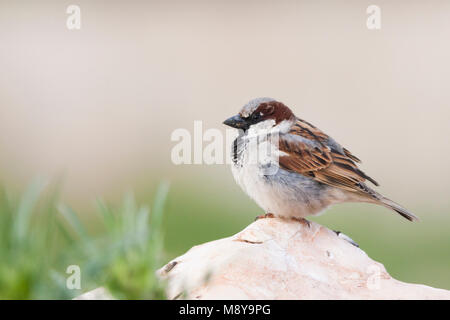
[278, 118, 378, 195]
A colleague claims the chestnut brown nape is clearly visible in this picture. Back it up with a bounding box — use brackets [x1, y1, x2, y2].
[254, 101, 295, 125]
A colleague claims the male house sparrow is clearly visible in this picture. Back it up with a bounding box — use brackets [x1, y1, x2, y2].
[223, 97, 418, 223]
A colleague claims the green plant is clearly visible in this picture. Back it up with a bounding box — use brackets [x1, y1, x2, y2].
[0, 180, 169, 299]
[0, 179, 69, 299]
[58, 181, 170, 299]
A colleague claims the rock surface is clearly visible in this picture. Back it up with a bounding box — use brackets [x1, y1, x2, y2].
[157, 218, 450, 300]
[74, 287, 114, 300]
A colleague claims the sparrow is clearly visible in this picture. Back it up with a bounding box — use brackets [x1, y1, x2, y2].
[223, 97, 419, 224]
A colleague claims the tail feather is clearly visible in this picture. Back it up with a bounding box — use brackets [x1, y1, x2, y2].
[379, 197, 420, 222]
[356, 182, 419, 222]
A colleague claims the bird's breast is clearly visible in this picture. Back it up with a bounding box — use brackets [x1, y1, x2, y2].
[231, 137, 340, 218]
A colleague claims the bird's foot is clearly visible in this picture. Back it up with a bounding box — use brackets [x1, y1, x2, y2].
[334, 230, 359, 248]
[291, 217, 311, 228]
[255, 213, 275, 221]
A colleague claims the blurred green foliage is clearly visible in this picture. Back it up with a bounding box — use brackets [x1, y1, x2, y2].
[0, 179, 64, 299]
[0, 180, 169, 299]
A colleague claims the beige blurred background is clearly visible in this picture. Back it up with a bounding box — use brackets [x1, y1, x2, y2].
[0, 0, 449, 289]
[1, 0, 449, 207]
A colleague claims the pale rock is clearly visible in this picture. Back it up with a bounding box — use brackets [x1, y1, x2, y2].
[74, 287, 114, 300]
[158, 218, 450, 300]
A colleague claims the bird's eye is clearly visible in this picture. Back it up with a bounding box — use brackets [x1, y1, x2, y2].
[251, 112, 262, 120]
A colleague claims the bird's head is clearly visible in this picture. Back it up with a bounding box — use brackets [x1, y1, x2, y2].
[223, 97, 295, 133]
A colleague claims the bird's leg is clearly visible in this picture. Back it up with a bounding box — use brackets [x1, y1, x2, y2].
[333, 230, 359, 248]
[255, 213, 275, 221]
[291, 217, 311, 228]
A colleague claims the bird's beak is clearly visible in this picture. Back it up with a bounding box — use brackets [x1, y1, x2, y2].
[223, 114, 249, 130]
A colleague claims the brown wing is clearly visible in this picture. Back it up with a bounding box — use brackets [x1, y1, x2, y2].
[278, 119, 378, 195]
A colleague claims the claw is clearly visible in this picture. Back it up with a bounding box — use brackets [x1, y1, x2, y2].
[255, 213, 275, 221]
[334, 230, 359, 248]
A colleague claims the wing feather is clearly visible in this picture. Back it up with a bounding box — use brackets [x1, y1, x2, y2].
[278, 118, 378, 196]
